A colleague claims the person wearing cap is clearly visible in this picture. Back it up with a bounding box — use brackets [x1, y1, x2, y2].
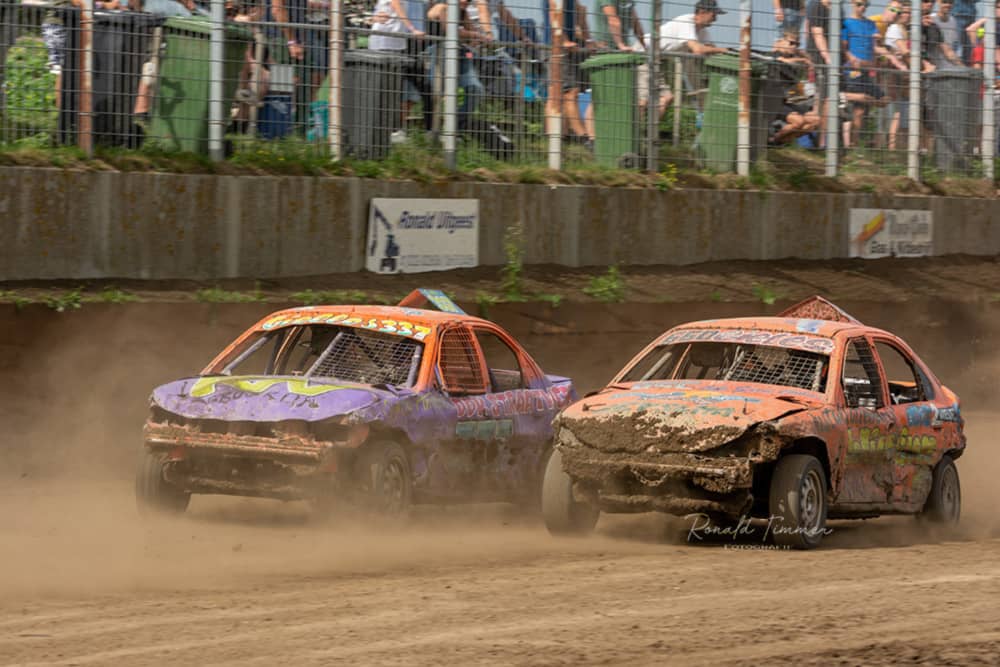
[660, 0, 729, 55]
[633, 0, 727, 124]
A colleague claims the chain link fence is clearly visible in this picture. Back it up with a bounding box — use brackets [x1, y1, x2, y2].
[0, 0, 996, 180]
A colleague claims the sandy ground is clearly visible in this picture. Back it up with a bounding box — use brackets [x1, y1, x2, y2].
[0, 413, 998, 666]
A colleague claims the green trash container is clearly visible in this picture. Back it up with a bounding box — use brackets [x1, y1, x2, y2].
[148, 18, 251, 154]
[698, 54, 768, 172]
[580, 52, 644, 168]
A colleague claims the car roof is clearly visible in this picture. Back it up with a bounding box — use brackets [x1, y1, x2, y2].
[253, 304, 488, 331]
[673, 316, 890, 339]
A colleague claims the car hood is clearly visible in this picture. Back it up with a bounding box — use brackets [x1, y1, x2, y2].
[151, 375, 406, 422]
[557, 380, 818, 453]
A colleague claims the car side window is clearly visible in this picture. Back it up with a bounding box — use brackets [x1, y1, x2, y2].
[437, 327, 488, 396]
[874, 341, 930, 405]
[842, 338, 884, 409]
[475, 330, 525, 392]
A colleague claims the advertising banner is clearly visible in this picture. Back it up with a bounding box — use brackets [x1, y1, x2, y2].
[366, 199, 479, 274]
[848, 209, 934, 259]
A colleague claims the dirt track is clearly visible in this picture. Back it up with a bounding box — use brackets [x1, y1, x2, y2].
[2, 422, 999, 667]
[2, 262, 1000, 665]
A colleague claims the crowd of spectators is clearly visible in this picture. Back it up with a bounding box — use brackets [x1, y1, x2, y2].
[20, 0, 999, 159]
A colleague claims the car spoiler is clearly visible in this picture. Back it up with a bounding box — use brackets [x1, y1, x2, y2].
[397, 288, 466, 315]
[778, 295, 862, 324]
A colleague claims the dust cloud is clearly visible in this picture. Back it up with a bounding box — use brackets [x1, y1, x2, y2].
[0, 301, 998, 602]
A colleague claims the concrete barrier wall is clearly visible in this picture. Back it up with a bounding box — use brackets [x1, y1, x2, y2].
[1, 167, 998, 280]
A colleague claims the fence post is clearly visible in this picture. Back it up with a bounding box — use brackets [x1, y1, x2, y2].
[328, 0, 343, 160]
[736, 0, 751, 176]
[983, 1, 996, 180]
[208, 0, 225, 162]
[79, 0, 94, 157]
[442, 0, 459, 169]
[646, 0, 661, 173]
[547, 0, 563, 171]
[907, 1, 922, 181]
[824, 0, 841, 177]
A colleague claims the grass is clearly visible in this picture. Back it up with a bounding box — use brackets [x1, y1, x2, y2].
[194, 286, 264, 304]
[583, 265, 627, 303]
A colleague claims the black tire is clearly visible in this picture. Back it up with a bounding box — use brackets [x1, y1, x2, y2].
[541, 449, 600, 536]
[920, 455, 961, 525]
[768, 454, 828, 550]
[356, 440, 412, 517]
[135, 450, 190, 515]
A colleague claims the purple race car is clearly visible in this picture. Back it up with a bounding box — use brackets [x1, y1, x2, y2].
[136, 290, 575, 516]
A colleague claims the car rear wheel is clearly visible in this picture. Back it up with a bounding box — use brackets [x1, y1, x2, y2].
[356, 440, 412, 517]
[135, 450, 190, 515]
[541, 449, 600, 536]
[920, 455, 961, 525]
[768, 454, 828, 550]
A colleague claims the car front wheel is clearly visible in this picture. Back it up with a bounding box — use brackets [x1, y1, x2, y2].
[541, 449, 600, 536]
[920, 455, 961, 525]
[356, 440, 412, 517]
[768, 454, 828, 550]
[135, 450, 190, 515]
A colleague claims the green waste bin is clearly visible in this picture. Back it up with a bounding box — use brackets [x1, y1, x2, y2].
[924, 68, 981, 174]
[148, 17, 251, 154]
[580, 52, 643, 168]
[312, 51, 411, 159]
[698, 54, 769, 172]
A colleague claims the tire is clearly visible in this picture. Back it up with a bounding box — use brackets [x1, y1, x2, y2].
[135, 450, 190, 516]
[541, 449, 600, 536]
[768, 454, 828, 550]
[356, 440, 412, 517]
[920, 455, 961, 525]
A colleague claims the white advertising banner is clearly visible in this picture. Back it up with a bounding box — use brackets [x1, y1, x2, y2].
[848, 209, 934, 259]
[366, 198, 479, 274]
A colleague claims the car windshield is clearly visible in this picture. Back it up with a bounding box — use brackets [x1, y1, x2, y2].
[213, 324, 424, 387]
[621, 342, 829, 393]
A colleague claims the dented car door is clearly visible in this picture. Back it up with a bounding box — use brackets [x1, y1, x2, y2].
[834, 336, 899, 508]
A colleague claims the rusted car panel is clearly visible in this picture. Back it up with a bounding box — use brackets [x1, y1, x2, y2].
[139, 290, 575, 512]
[552, 296, 965, 526]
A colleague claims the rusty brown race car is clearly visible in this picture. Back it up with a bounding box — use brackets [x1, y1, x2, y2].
[541, 297, 965, 549]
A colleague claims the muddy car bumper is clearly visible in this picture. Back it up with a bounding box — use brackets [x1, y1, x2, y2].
[560, 445, 755, 517]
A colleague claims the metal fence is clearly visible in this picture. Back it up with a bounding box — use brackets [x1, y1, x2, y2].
[0, 0, 996, 180]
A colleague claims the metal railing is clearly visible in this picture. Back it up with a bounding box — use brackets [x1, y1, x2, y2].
[0, 0, 996, 181]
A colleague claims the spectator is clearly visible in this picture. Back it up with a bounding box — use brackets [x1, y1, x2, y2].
[637, 0, 728, 124]
[841, 0, 904, 149]
[966, 1, 1000, 54]
[883, 0, 920, 150]
[369, 0, 434, 144]
[933, 0, 963, 61]
[768, 29, 821, 145]
[869, 0, 903, 41]
[951, 0, 978, 62]
[921, 0, 963, 70]
[773, 0, 806, 38]
[543, 0, 589, 143]
[427, 0, 487, 132]
[591, 0, 646, 52]
[806, 0, 832, 146]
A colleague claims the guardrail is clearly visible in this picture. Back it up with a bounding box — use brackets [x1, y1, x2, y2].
[0, 0, 996, 181]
